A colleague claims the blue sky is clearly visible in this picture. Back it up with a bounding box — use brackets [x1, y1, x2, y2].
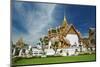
[12, 1, 96, 45]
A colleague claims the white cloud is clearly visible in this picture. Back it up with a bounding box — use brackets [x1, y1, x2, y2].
[12, 2, 56, 45]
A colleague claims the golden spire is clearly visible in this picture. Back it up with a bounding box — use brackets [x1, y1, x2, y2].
[64, 11, 67, 22]
[62, 11, 68, 27]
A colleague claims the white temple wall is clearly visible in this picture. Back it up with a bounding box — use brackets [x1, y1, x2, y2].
[45, 49, 55, 55]
[65, 34, 79, 46]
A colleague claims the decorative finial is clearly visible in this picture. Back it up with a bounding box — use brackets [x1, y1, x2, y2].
[63, 10, 67, 25]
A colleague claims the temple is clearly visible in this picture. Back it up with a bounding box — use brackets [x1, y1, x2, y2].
[46, 15, 82, 49]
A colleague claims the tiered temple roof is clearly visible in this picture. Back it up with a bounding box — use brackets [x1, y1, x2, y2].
[47, 15, 82, 48]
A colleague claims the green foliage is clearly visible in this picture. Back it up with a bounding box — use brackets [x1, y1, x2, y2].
[51, 29, 57, 33]
[39, 37, 46, 55]
[14, 48, 20, 56]
[52, 41, 59, 54]
[29, 48, 33, 55]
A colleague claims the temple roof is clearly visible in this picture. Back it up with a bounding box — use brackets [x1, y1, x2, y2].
[48, 15, 82, 39]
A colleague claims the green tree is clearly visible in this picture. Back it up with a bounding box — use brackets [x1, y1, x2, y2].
[29, 48, 33, 55]
[40, 38, 45, 55]
[79, 45, 82, 52]
[52, 41, 59, 55]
